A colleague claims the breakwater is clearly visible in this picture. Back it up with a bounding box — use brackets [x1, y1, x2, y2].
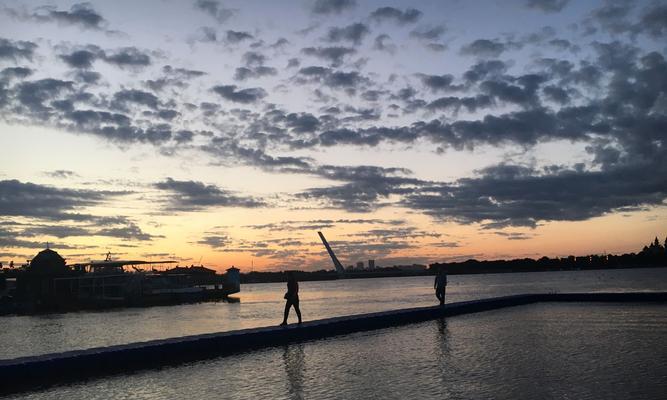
[1, 291, 665, 395]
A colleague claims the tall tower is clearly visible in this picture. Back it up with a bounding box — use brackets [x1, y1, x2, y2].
[318, 231, 346, 276]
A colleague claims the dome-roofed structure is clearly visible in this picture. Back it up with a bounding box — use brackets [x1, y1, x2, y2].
[28, 248, 68, 275]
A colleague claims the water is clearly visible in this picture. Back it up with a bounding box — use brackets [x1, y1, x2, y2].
[8, 303, 667, 399]
[1, 268, 666, 360]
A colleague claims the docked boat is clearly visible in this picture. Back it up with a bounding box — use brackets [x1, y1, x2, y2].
[0, 248, 240, 314]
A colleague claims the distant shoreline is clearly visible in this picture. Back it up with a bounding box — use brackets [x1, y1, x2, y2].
[243, 236, 667, 284]
[240, 264, 667, 284]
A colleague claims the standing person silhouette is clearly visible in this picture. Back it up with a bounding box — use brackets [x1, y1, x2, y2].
[434, 267, 448, 306]
[280, 271, 302, 326]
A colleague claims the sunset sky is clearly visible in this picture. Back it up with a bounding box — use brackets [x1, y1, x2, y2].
[0, 0, 665, 272]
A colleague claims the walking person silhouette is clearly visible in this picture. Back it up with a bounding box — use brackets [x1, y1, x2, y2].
[280, 271, 302, 325]
[435, 267, 448, 306]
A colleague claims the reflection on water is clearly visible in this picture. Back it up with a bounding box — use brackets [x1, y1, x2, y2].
[10, 303, 667, 400]
[283, 344, 305, 400]
[1, 267, 666, 359]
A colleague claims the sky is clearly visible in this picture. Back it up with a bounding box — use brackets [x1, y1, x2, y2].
[0, 0, 666, 272]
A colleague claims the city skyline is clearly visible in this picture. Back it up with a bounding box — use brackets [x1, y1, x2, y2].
[1, 0, 666, 271]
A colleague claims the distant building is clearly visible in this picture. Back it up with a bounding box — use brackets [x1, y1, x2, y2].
[368, 259, 375, 269]
[396, 264, 427, 271]
[356, 261, 364, 270]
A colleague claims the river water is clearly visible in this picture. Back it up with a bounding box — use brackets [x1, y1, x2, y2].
[1, 268, 666, 360]
[2, 268, 667, 399]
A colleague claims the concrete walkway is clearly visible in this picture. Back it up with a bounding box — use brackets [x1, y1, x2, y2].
[1, 292, 665, 395]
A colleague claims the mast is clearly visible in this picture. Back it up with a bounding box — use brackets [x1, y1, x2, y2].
[318, 231, 345, 276]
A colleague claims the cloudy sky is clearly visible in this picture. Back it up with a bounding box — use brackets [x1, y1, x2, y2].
[0, 0, 665, 271]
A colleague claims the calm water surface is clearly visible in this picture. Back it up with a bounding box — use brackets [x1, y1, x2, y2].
[8, 303, 667, 400]
[1, 268, 666, 359]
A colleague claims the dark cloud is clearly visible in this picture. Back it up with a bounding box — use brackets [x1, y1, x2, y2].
[349, 226, 441, 239]
[234, 66, 277, 81]
[154, 178, 265, 211]
[57, 45, 155, 71]
[298, 165, 424, 212]
[162, 65, 206, 79]
[270, 38, 290, 49]
[524, 0, 569, 13]
[640, 4, 667, 38]
[31, 2, 108, 30]
[174, 130, 194, 143]
[409, 25, 446, 40]
[225, 30, 254, 44]
[301, 46, 356, 67]
[199, 101, 220, 116]
[463, 60, 508, 82]
[0, 179, 127, 221]
[1, 66, 33, 80]
[96, 222, 159, 241]
[431, 108, 563, 148]
[196, 234, 231, 248]
[58, 108, 177, 145]
[312, 0, 356, 15]
[0, 234, 86, 250]
[242, 51, 266, 66]
[460, 39, 509, 58]
[324, 23, 370, 45]
[112, 89, 159, 111]
[548, 38, 575, 51]
[391, 85, 417, 102]
[361, 90, 384, 102]
[286, 112, 320, 133]
[157, 109, 180, 120]
[22, 225, 92, 238]
[479, 74, 546, 107]
[426, 43, 447, 52]
[145, 65, 206, 91]
[580, 1, 666, 38]
[433, 241, 461, 248]
[298, 65, 331, 78]
[13, 220, 159, 241]
[584, 1, 639, 36]
[15, 78, 74, 115]
[426, 95, 493, 114]
[295, 66, 369, 92]
[418, 74, 456, 92]
[314, 237, 417, 261]
[0, 38, 37, 61]
[212, 84, 267, 103]
[103, 47, 151, 68]
[73, 70, 101, 84]
[245, 218, 404, 231]
[59, 48, 100, 69]
[63, 109, 130, 130]
[221, 144, 313, 171]
[194, 0, 236, 23]
[325, 70, 365, 88]
[490, 231, 534, 240]
[43, 170, 78, 179]
[373, 34, 396, 53]
[402, 158, 667, 228]
[542, 85, 570, 104]
[370, 7, 422, 25]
